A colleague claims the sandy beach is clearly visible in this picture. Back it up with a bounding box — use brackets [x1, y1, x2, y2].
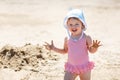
[0, 0, 120, 80]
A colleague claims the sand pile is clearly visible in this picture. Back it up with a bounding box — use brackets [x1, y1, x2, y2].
[0, 43, 59, 72]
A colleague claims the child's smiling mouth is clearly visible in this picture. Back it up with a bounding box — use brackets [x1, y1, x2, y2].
[72, 29, 77, 32]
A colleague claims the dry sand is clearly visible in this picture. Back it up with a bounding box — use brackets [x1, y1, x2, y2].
[0, 0, 120, 80]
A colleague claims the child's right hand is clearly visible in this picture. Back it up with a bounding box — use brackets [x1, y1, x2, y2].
[44, 40, 54, 51]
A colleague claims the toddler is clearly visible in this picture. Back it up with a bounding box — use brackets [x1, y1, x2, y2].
[44, 9, 101, 80]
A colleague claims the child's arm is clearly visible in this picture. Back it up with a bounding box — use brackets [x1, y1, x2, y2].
[44, 37, 68, 54]
[86, 35, 101, 53]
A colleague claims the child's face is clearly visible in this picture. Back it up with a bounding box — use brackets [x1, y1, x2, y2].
[67, 18, 84, 36]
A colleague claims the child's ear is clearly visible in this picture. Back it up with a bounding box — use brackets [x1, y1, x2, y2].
[82, 24, 85, 30]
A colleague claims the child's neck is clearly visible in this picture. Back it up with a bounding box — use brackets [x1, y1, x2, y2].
[71, 32, 83, 41]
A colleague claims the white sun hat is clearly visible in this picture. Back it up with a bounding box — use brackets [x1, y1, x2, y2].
[64, 9, 87, 31]
[63, 9, 87, 41]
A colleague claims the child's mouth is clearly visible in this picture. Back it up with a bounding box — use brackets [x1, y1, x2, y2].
[72, 29, 77, 32]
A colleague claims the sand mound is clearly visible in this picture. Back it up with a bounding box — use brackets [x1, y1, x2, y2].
[0, 43, 59, 72]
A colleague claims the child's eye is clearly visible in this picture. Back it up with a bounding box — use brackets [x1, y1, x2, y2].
[75, 24, 80, 27]
[69, 24, 73, 26]
[75, 24, 79, 26]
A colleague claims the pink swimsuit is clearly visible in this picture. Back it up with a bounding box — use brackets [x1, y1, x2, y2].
[65, 34, 94, 74]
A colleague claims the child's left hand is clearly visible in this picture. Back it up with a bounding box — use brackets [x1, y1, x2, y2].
[92, 40, 102, 48]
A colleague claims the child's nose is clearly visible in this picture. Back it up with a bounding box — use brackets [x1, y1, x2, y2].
[72, 25, 79, 28]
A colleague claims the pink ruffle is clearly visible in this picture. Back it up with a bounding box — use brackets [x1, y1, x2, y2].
[65, 62, 94, 74]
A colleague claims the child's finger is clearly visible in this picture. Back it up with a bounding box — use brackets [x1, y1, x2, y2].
[51, 40, 54, 46]
[98, 41, 101, 44]
[99, 44, 102, 46]
[93, 40, 95, 44]
[43, 44, 49, 47]
[44, 42, 50, 45]
[95, 40, 97, 43]
[43, 44, 46, 47]
[97, 41, 101, 44]
[43, 45, 48, 49]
